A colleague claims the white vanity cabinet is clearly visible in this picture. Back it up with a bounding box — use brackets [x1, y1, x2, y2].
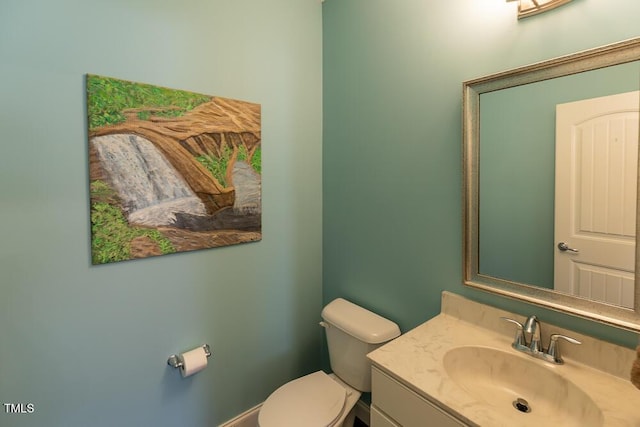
[367, 293, 640, 427]
[370, 366, 468, 427]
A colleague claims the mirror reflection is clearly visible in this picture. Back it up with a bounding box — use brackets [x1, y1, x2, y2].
[478, 61, 640, 309]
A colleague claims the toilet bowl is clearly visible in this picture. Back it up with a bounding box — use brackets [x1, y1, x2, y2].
[257, 298, 401, 427]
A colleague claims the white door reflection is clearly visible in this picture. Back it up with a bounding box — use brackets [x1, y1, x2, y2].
[554, 91, 639, 308]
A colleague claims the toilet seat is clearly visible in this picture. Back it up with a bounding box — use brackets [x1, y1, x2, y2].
[258, 371, 347, 427]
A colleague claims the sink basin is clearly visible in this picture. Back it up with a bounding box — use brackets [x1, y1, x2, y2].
[443, 346, 603, 427]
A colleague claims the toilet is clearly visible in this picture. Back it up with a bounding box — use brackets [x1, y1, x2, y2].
[258, 298, 401, 427]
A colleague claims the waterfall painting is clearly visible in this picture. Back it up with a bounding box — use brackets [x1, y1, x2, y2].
[87, 74, 261, 264]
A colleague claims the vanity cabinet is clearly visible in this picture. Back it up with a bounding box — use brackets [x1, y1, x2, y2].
[371, 366, 468, 427]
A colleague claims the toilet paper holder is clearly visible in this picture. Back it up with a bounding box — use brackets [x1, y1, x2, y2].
[167, 344, 211, 369]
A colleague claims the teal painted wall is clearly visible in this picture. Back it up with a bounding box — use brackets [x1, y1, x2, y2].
[0, 1, 322, 426]
[323, 0, 640, 347]
[480, 62, 640, 288]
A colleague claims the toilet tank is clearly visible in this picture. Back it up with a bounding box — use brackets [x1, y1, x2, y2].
[321, 298, 400, 392]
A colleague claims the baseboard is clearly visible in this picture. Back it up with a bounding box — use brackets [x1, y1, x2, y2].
[354, 399, 371, 426]
[218, 403, 261, 427]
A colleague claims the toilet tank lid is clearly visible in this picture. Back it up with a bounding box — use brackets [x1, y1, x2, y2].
[321, 298, 401, 344]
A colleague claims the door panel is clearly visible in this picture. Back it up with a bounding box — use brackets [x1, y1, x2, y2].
[555, 91, 638, 308]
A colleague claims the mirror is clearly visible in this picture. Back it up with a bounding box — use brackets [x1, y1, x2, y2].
[463, 37, 640, 332]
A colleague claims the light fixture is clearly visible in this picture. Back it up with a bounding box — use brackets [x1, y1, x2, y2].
[507, 0, 574, 19]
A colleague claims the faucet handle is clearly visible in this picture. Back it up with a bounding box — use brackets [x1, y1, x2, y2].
[547, 334, 581, 364]
[501, 317, 527, 349]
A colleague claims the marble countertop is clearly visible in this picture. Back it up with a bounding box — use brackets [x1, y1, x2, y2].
[367, 292, 640, 427]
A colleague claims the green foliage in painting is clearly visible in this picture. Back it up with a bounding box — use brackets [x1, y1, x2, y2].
[249, 147, 261, 174]
[90, 180, 176, 264]
[195, 145, 262, 187]
[196, 146, 233, 187]
[86, 75, 211, 130]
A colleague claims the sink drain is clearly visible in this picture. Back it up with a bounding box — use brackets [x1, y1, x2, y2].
[512, 398, 531, 413]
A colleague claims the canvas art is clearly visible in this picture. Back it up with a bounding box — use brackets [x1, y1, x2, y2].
[87, 75, 261, 264]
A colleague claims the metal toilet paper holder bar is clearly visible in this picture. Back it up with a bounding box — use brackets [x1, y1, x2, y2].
[167, 344, 212, 369]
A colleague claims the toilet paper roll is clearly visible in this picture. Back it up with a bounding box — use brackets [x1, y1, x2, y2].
[180, 346, 208, 377]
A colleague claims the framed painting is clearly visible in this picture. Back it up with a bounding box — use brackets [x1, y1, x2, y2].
[87, 75, 261, 264]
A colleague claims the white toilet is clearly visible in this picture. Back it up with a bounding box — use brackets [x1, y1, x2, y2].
[258, 298, 401, 427]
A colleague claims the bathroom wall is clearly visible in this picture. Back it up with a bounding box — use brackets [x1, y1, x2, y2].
[0, 1, 322, 426]
[323, 0, 640, 346]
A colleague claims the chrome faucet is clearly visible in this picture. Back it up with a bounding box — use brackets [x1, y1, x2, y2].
[501, 315, 581, 364]
[523, 315, 542, 353]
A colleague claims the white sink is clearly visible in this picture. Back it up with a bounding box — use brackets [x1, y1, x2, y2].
[443, 346, 604, 427]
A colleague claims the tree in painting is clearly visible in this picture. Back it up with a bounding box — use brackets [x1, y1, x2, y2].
[87, 75, 261, 264]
